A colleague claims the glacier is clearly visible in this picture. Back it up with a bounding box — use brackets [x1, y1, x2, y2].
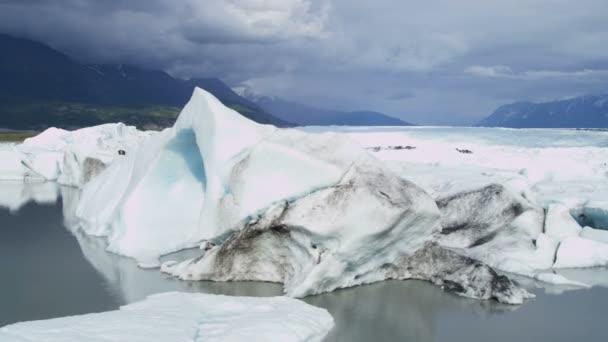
[3, 88, 608, 305]
[0, 292, 333, 342]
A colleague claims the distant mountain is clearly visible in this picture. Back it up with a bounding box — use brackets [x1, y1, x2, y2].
[234, 87, 413, 126]
[477, 95, 608, 128]
[0, 33, 290, 130]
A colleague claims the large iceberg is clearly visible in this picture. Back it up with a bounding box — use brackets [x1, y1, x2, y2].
[0, 292, 333, 342]
[4, 87, 608, 305]
[66, 88, 528, 303]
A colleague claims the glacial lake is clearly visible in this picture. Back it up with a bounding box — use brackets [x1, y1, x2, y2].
[1, 183, 608, 341]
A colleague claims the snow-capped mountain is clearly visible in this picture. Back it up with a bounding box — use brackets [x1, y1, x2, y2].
[233, 86, 413, 126]
[478, 94, 608, 128]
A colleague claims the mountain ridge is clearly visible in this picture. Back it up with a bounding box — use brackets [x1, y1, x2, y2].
[0, 33, 291, 129]
[234, 86, 413, 126]
[477, 94, 608, 128]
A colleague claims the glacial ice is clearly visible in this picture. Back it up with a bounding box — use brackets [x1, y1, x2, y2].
[76, 88, 461, 299]
[3, 87, 608, 304]
[0, 292, 334, 342]
[0, 124, 148, 186]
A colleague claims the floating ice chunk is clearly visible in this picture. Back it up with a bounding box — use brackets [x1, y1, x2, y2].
[554, 236, 608, 268]
[0, 292, 334, 342]
[544, 204, 582, 241]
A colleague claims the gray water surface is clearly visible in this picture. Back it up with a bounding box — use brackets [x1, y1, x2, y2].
[1, 184, 607, 341]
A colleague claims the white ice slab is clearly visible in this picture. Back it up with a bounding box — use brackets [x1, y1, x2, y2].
[0, 292, 334, 342]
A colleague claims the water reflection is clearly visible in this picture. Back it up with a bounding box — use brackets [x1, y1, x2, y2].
[59, 186, 284, 303]
[305, 280, 517, 342]
[0, 181, 59, 212]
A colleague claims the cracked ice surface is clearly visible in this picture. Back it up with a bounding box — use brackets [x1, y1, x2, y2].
[0, 292, 334, 342]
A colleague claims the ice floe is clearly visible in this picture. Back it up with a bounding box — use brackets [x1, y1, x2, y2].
[0, 292, 333, 342]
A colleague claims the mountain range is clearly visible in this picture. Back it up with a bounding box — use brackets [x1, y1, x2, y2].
[0, 33, 411, 130]
[0, 33, 288, 130]
[3, 33, 606, 130]
[477, 95, 608, 128]
[234, 86, 412, 126]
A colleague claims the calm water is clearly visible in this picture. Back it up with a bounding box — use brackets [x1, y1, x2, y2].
[1, 183, 608, 341]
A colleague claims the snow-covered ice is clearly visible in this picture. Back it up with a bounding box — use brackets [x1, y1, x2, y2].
[0, 292, 334, 342]
[0, 124, 149, 186]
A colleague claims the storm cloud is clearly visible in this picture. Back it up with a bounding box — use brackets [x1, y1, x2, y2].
[1, 0, 607, 125]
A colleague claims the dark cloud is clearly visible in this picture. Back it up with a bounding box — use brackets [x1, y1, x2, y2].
[1, 0, 607, 125]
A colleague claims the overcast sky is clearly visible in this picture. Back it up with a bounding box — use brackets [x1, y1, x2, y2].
[1, 0, 607, 125]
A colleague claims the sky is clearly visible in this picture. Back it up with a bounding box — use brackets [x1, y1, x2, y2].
[0, 0, 607, 125]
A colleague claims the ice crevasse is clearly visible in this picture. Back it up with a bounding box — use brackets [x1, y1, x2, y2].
[69, 88, 529, 303]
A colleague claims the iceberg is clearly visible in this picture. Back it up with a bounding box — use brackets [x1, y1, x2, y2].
[0, 292, 333, 342]
[67, 88, 532, 303]
[6, 87, 608, 304]
[75, 88, 446, 295]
